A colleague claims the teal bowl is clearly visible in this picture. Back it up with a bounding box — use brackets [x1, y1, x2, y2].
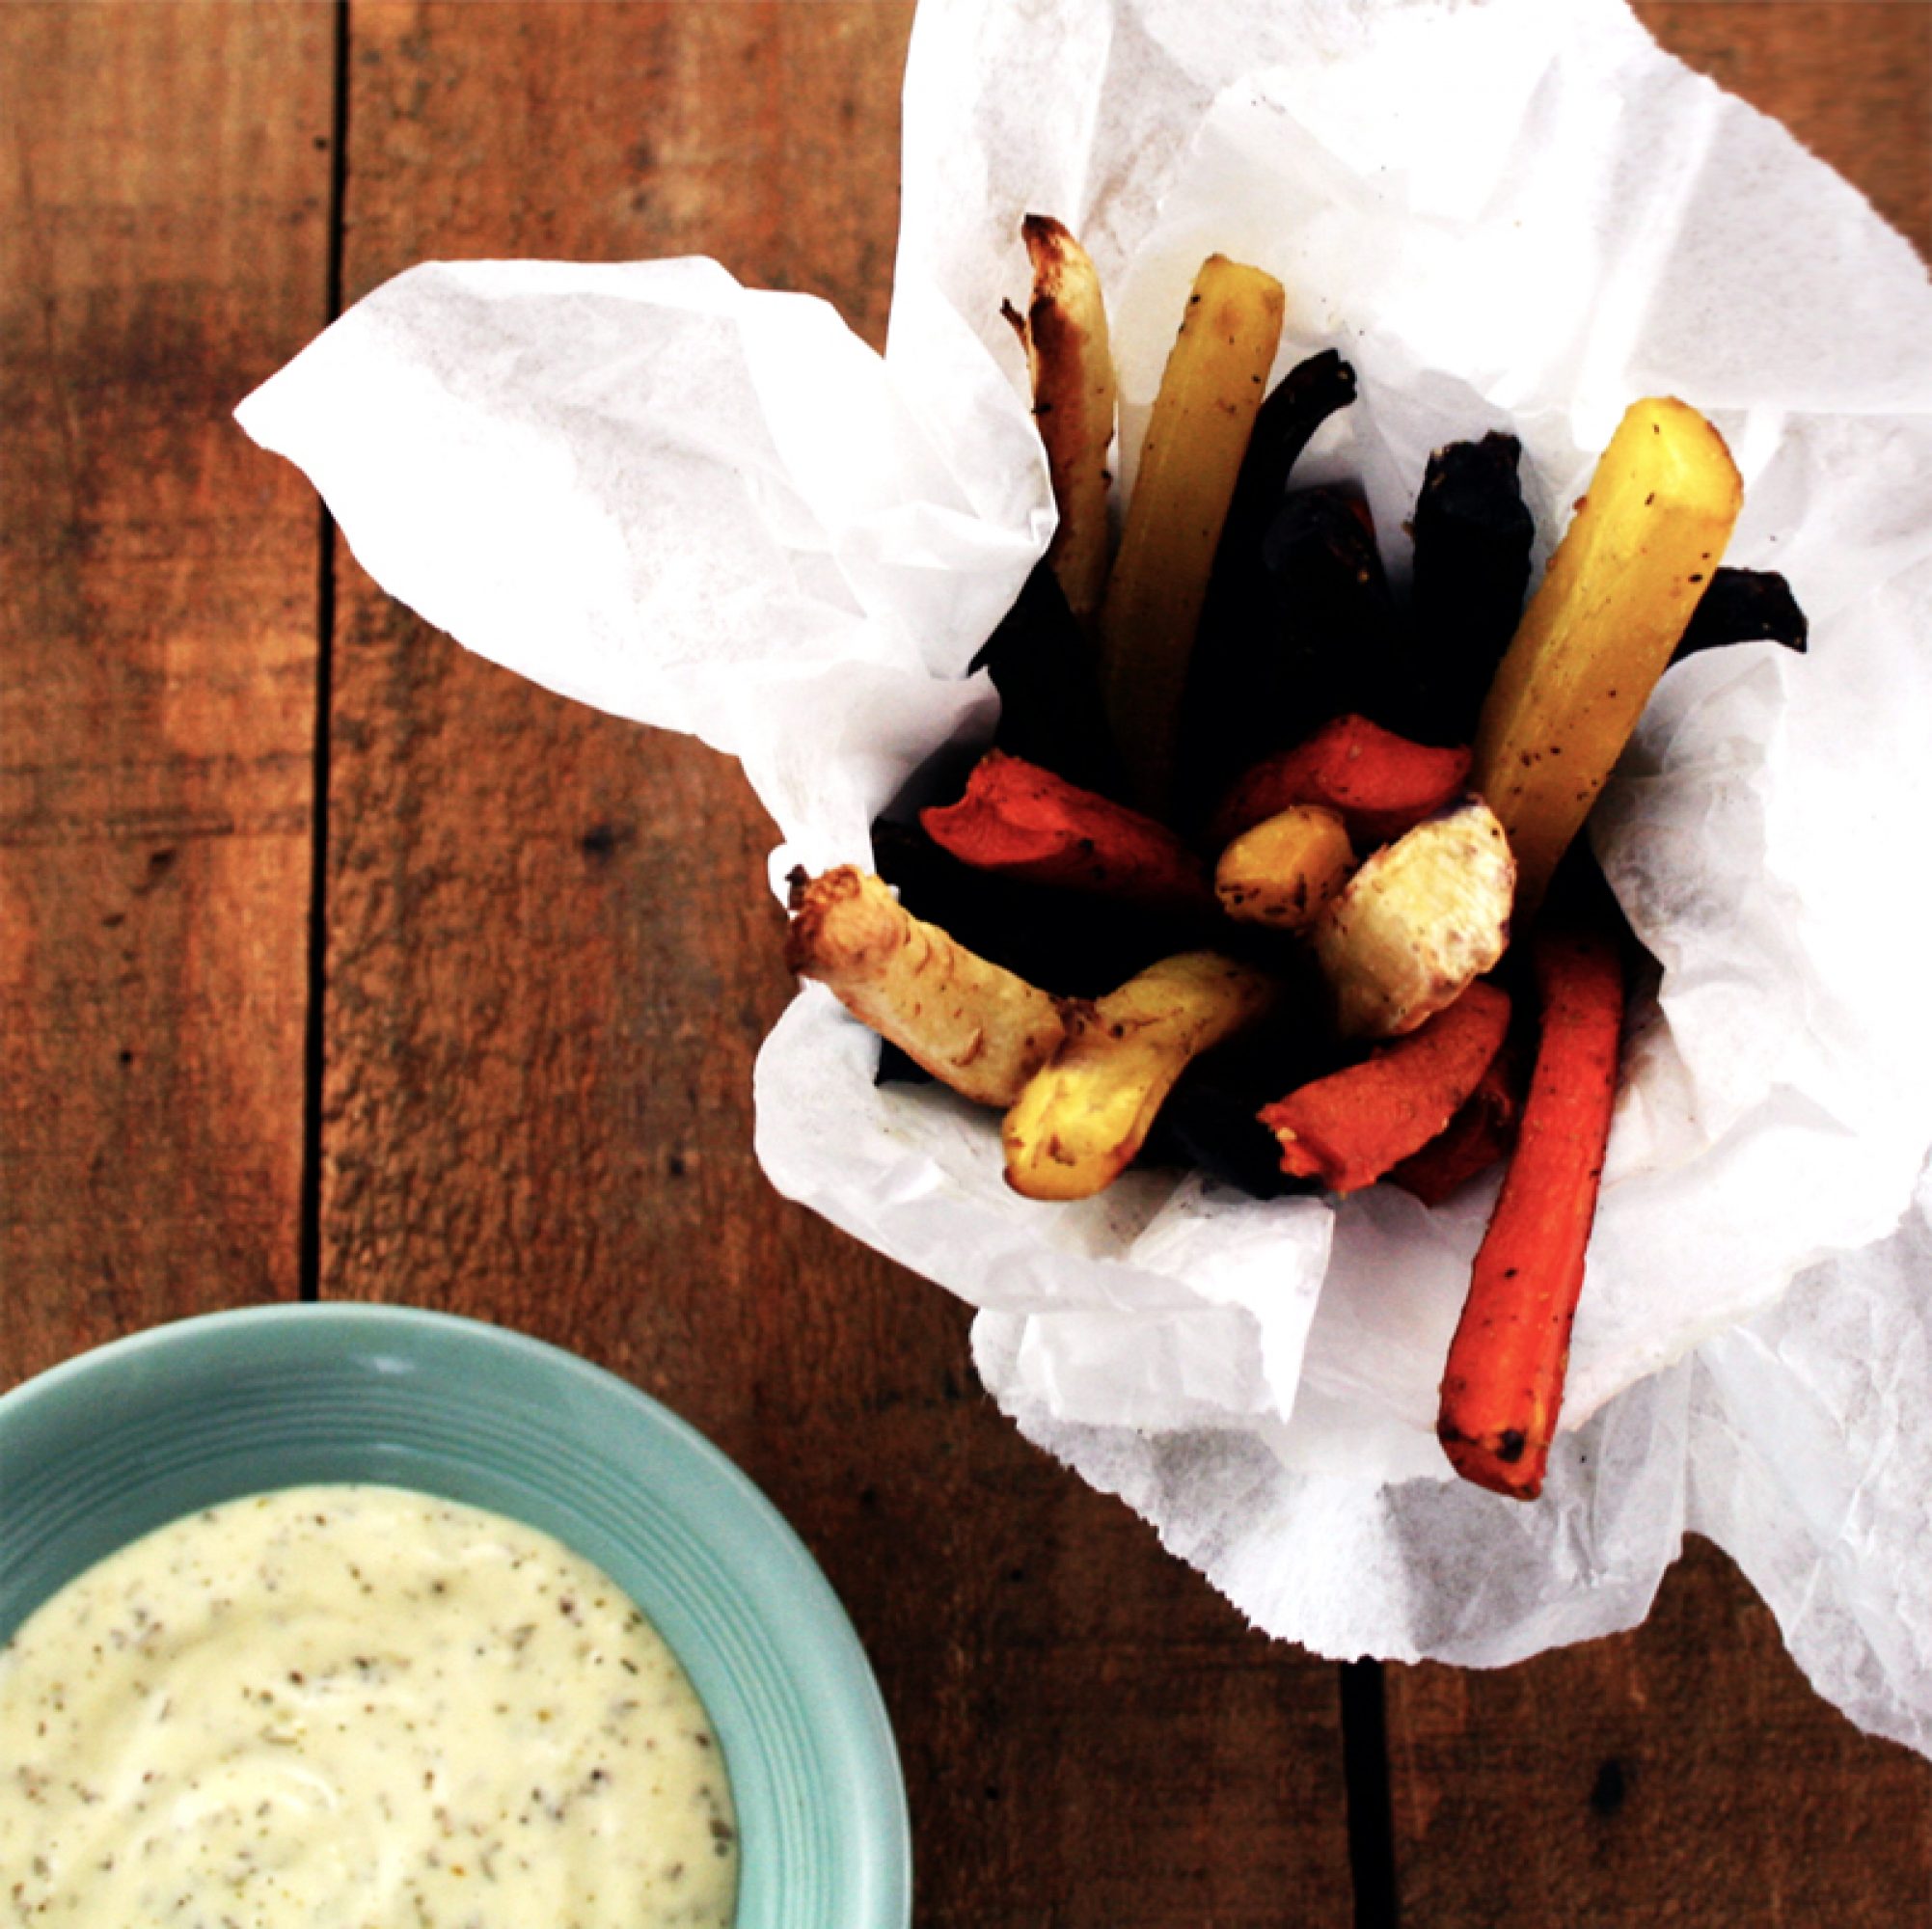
[0, 1302, 912, 1929]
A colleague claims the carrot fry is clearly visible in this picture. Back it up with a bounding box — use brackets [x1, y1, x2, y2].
[1671, 566, 1808, 665]
[1100, 256, 1286, 814]
[1387, 1041, 1523, 1207]
[1470, 396, 1743, 920]
[920, 750, 1213, 914]
[1214, 803, 1355, 932]
[1210, 716, 1471, 851]
[1410, 432, 1536, 746]
[1436, 927, 1624, 1500]
[1257, 981, 1511, 1194]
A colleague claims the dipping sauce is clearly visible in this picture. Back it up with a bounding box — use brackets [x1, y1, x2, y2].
[0, 1485, 737, 1927]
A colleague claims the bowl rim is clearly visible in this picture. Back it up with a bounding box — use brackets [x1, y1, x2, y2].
[0, 1299, 913, 1928]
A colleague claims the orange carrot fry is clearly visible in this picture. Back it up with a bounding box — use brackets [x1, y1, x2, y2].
[921, 750, 1213, 914]
[1257, 980, 1511, 1194]
[1387, 1041, 1523, 1207]
[1211, 716, 1471, 851]
[1436, 927, 1624, 1500]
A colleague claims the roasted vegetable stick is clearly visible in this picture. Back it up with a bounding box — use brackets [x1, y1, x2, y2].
[1214, 805, 1355, 932]
[1671, 566, 1809, 665]
[1211, 715, 1472, 851]
[1470, 396, 1743, 918]
[1437, 927, 1624, 1499]
[1388, 1041, 1524, 1207]
[1006, 215, 1118, 622]
[1312, 799, 1515, 1039]
[1411, 433, 1536, 745]
[1099, 256, 1285, 812]
[921, 750, 1213, 914]
[1004, 952, 1276, 1201]
[1259, 981, 1511, 1194]
[1176, 351, 1359, 824]
[785, 866, 1067, 1107]
[1256, 489, 1426, 744]
[1218, 351, 1360, 566]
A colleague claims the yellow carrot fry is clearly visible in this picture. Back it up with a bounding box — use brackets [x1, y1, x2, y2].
[1099, 257, 1285, 814]
[1214, 804, 1356, 932]
[1470, 396, 1743, 917]
[1013, 214, 1118, 623]
[1002, 952, 1276, 1201]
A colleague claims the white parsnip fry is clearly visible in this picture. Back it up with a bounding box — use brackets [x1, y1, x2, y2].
[1008, 214, 1118, 623]
[784, 867, 1067, 1107]
[1313, 801, 1515, 1039]
[1002, 952, 1276, 1201]
[1099, 255, 1285, 814]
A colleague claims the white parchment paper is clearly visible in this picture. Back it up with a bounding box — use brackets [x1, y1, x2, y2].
[236, 0, 1932, 1750]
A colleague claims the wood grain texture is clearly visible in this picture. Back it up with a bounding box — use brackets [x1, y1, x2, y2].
[0, 3, 334, 1386]
[324, 6, 1351, 1921]
[1385, 13, 1932, 1926]
[1389, 1537, 1932, 1927]
[1636, 2, 1932, 261]
[11, 3, 1924, 1921]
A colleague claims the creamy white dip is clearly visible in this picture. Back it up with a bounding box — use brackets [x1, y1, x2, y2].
[0, 1485, 737, 1927]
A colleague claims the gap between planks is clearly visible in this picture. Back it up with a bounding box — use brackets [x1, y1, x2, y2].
[1342, 1657, 1401, 1926]
[299, 0, 352, 1306]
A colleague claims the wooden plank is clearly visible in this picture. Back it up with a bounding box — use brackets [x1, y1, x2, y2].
[1387, 11, 1932, 1923]
[1389, 1538, 1932, 1925]
[0, 3, 336, 1387]
[1638, 1, 1932, 259]
[326, 5, 1353, 1921]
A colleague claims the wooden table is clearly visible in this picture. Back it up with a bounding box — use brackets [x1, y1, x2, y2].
[5, 5, 1930, 1922]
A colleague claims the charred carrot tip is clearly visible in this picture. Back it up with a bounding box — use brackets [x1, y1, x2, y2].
[1437, 1422, 1546, 1500]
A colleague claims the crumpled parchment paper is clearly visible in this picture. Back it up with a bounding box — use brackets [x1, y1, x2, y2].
[236, 0, 1932, 1752]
